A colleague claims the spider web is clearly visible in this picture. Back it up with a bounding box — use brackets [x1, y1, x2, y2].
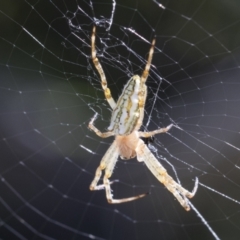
[1, 0, 240, 239]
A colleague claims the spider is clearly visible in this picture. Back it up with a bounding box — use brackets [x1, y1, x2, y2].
[88, 26, 198, 211]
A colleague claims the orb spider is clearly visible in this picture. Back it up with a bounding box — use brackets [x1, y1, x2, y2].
[88, 26, 198, 210]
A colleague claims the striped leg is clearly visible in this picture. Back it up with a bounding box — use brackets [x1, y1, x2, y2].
[91, 26, 116, 109]
[139, 124, 173, 138]
[136, 139, 198, 211]
[88, 113, 114, 138]
[140, 38, 156, 84]
[90, 140, 147, 203]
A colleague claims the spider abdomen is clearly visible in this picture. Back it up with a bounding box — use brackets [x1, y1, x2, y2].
[108, 75, 146, 135]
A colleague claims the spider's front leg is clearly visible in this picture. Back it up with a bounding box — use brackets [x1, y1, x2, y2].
[137, 139, 198, 211]
[90, 140, 147, 203]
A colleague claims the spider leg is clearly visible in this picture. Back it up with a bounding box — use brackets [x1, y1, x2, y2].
[90, 140, 147, 203]
[89, 166, 118, 190]
[136, 139, 198, 211]
[140, 38, 156, 84]
[90, 141, 119, 190]
[88, 113, 114, 138]
[103, 175, 147, 204]
[91, 26, 116, 109]
[139, 123, 173, 138]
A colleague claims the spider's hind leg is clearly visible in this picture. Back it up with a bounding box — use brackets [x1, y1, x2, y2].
[91, 26, 116, 109]
[140, 38, 156, 84]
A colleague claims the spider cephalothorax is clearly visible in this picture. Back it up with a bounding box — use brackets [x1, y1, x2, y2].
[88, 26, 198, 210]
